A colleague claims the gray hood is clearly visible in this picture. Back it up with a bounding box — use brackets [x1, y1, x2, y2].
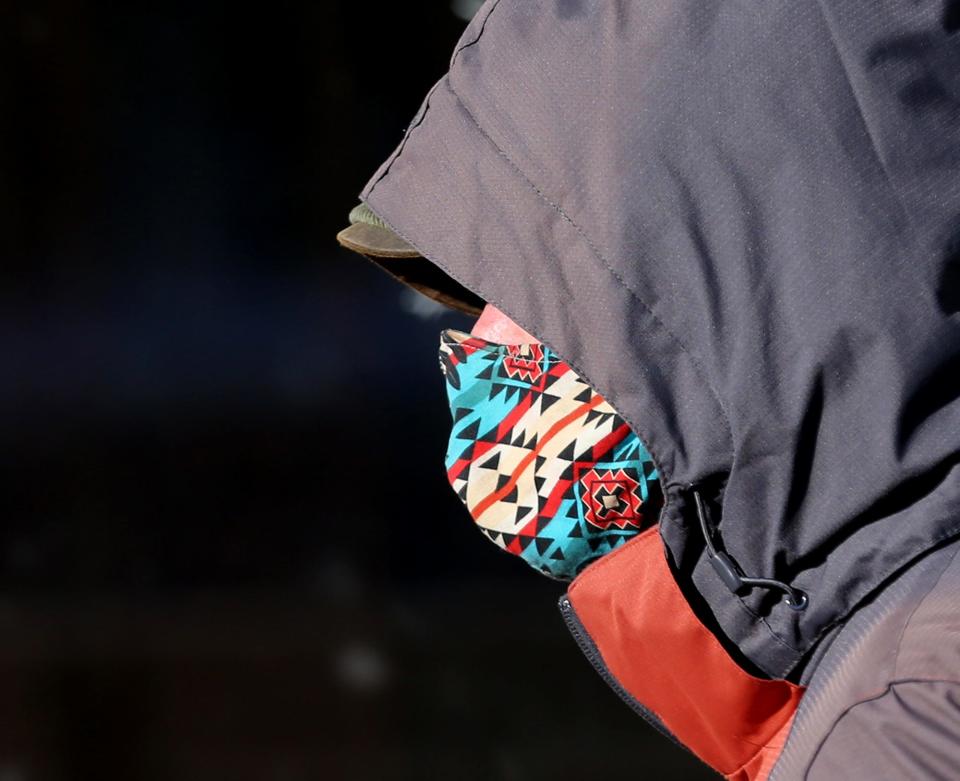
[358, 0, 960, 678]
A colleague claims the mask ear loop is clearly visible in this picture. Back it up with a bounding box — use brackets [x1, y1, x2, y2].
[689, 485, 808, 611]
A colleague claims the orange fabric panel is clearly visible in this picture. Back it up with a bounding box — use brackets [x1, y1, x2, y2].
[727, 711, 798, 781]
[567, 525, 803, 778]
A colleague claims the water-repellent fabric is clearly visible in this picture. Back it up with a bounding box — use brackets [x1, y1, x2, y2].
[353, 0, 960, 775]
[769, 535, 960, 779]
[352, 0, 960, 779]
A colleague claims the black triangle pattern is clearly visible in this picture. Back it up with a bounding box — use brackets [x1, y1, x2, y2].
[534, 537, 554, 555]
[539, 393, 561, 413]
[478, 452, 500, 470]
[439, 330, 663, 582]
[478, 425, 501, 443]
[459, 419, 480, 440]
[475, 363, 495, 381]
[584, 408, 605, 426]
[542, 369, 563, 390]
[574, 386, 594, 403]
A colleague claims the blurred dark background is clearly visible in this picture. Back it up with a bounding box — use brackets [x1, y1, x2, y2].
[0, 2, 712, 779]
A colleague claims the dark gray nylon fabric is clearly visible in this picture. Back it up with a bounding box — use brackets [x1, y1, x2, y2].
[806, 682, 960, 779]
[360, 0, 960, 677]
[770, 536, 960, 779]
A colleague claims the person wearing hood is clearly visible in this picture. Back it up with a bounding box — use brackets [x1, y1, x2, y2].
[337, 2, 960, 778]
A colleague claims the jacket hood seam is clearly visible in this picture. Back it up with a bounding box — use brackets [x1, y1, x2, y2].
[443, 78, 737, 467]
[362, 74, 804, 674]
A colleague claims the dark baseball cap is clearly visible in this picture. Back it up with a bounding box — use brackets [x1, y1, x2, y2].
[336, 202, 484, 316]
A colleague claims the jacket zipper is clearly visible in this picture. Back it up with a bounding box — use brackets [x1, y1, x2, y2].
[558, 593, 697, 758]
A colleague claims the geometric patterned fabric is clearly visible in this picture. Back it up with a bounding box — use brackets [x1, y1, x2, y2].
[438, 329, 663, 580]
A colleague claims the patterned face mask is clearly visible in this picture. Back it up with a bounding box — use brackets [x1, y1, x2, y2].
[438, 329, 663, 580]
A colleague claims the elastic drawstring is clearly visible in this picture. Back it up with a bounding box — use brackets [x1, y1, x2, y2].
[689, 485, 808, 611]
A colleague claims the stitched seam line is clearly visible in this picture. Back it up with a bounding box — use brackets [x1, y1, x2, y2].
[443, 80, 736, 465]
[892, 540, 960, 679]
[784, 521, 960, 679]
[368, 71, 797, 658]
[449, 0, 504, 69]
[803, 679, 960, 780]
[364, 77, 445, 197]
[444, 79, 795, 658]
[364, 136, 674, 535]
[364, 168, 673, 531]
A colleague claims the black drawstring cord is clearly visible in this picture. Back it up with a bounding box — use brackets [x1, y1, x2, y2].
[690, 486, 808, 611]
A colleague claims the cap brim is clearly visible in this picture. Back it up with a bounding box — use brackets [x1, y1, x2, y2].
[336, 222, 421, 259]
[336, 219, 486, 317]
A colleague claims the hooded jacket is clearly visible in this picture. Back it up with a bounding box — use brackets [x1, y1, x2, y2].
[347, 1, 960, 777]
